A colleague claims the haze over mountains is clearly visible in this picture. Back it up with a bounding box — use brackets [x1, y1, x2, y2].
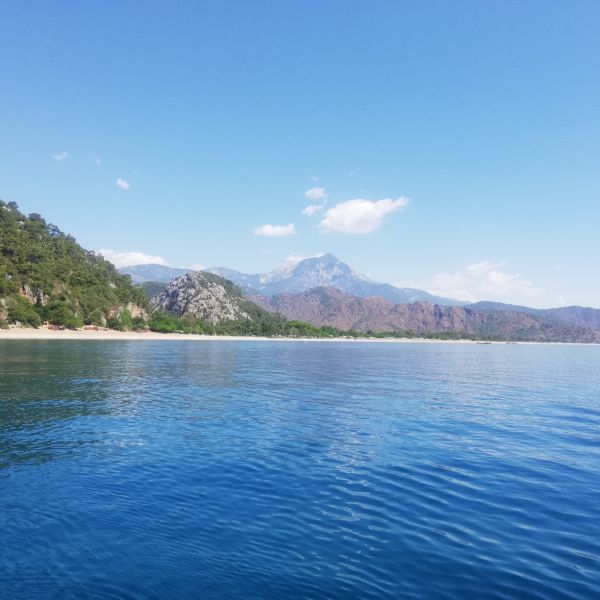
[118, 253, 600, 342]
[122, 254, 463, 305]
[121, 264, 191, 284]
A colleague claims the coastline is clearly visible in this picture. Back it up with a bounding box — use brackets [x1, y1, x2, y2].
[0, 326, 597, 345]
[0, 326, 462, 343]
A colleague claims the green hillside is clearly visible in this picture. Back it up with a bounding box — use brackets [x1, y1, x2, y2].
[0, 201, 147, 328]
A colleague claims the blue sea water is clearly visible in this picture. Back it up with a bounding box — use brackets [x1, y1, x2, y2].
[0, 340, 599, 599]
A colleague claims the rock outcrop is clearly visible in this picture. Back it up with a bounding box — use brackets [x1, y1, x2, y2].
[152, 272, 251, 324]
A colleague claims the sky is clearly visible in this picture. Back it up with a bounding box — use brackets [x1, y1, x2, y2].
[1, 1, 599, 307]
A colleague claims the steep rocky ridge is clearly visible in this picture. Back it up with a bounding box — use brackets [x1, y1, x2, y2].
[152, 271, 260, 325]
[252, 286, 600, 342]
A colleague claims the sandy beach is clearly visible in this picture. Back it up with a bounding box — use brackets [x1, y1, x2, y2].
[0, 325, 485, 344]
[0, 326, 595, 345]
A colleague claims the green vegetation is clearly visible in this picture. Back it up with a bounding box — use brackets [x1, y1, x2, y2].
[143, 310, 497, 341]
[139, 280, 166, 300]
[0, 200, 536, 341]
[0, 201, 147, 328]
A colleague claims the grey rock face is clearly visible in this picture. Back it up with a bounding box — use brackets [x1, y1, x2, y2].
[152, 272, 249, 324]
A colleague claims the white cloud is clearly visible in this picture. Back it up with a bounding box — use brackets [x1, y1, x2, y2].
[92, 156, 102, 165]
[319, 197, 409, 234]
[305, 187, 328, 201]
[53, 151, 70, 161]
[285, 252, 324, 265]
[253, 223, 296, 237]
[116, 178, 131, 190]
[302, 204, 324, 216]
[189, 263, 205, 271]
[400, 261, 544, 305]
[98, 249, 168, 268]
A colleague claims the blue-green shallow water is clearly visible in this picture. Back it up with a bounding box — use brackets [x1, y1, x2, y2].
[1, 341, 599, 599]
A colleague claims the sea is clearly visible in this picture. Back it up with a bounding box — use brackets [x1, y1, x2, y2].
[1, 340, 599, 599]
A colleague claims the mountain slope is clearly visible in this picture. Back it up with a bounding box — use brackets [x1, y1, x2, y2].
[469, 301, 600, 330]
[210, 253, 463, 305]
[0, 201, 147, 327]
[152, 271, 269, 325]
[119, 264, 192, 283]
[139, 281, 167, 300]
[252, 286, 600, 342]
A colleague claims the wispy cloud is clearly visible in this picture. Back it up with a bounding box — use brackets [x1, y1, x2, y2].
[399, 261, 543, 304]
[319, 197, 409, 234]
[285, 252, 324, 264]
[116, 178, 131, 190]
[302, 204, 324, 217]
[98, 249, 168, 268]
[53, 151, 70, 161]
[92, 156, 102, 165]
[305, 186, 328, 201]
[189, 263, 205, 271]
[253, 223, 296, 237]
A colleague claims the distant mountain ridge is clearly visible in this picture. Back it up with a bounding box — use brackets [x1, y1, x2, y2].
[120, 256, 600, 339]
[252, 286, 600, 342]
[208, 253, 464, 305]
[119, 264, 193, 284]
[468, 301, 600, 330]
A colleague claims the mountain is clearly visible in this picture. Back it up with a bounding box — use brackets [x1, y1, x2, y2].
[210, 253, 463, 305]
[0, 201, 147, 328]
[119, 264, 193, 283]
[252, 286, 600, 342]
[468, 301, 600, 330]
[139, 281, 167, 300]
[152, 271, 270, 325]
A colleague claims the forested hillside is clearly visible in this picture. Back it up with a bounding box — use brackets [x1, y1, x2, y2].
[0, 201, 147, 328]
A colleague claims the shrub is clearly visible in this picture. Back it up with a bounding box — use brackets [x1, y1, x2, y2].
[42, 301, 83, 329]
[7, 297, 42, 327]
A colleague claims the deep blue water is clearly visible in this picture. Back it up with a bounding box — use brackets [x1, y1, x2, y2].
[1, 340, 599, 599]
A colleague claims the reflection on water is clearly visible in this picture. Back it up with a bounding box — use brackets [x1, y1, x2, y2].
[1, 340, 599, 599]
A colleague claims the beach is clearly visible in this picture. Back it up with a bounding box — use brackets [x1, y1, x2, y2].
[0, 325, 594, 345]
[0, 325, 481, 343]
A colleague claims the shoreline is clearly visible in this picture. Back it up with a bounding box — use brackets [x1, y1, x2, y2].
[0, 326, 597, 345]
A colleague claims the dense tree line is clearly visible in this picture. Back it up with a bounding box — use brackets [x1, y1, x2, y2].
[0, 201, 147, 328]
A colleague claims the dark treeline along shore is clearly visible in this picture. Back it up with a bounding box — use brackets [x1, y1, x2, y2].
[1, 200, 600, 342]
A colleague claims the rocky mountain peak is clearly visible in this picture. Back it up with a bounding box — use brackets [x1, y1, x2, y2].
[151, 272, 250, 324]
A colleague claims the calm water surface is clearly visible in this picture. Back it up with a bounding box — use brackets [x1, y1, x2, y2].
[1, 341, 599, 599]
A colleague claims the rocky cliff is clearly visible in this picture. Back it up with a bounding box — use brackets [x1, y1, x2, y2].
[152, 271, 254, 324]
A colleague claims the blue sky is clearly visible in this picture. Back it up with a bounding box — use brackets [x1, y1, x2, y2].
[1, 1, 599, 307]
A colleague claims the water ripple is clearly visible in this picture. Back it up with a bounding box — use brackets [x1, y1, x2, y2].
[1, 340, 599, 599]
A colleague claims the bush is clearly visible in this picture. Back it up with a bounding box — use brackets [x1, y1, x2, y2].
[148, 311, 182, 333]
[120, 309, 133, 329]
[7, 297, 42, 327]
[131, 316, 146, 331]
[86, 308, 106, 326]
[42, 300, 83, 329]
